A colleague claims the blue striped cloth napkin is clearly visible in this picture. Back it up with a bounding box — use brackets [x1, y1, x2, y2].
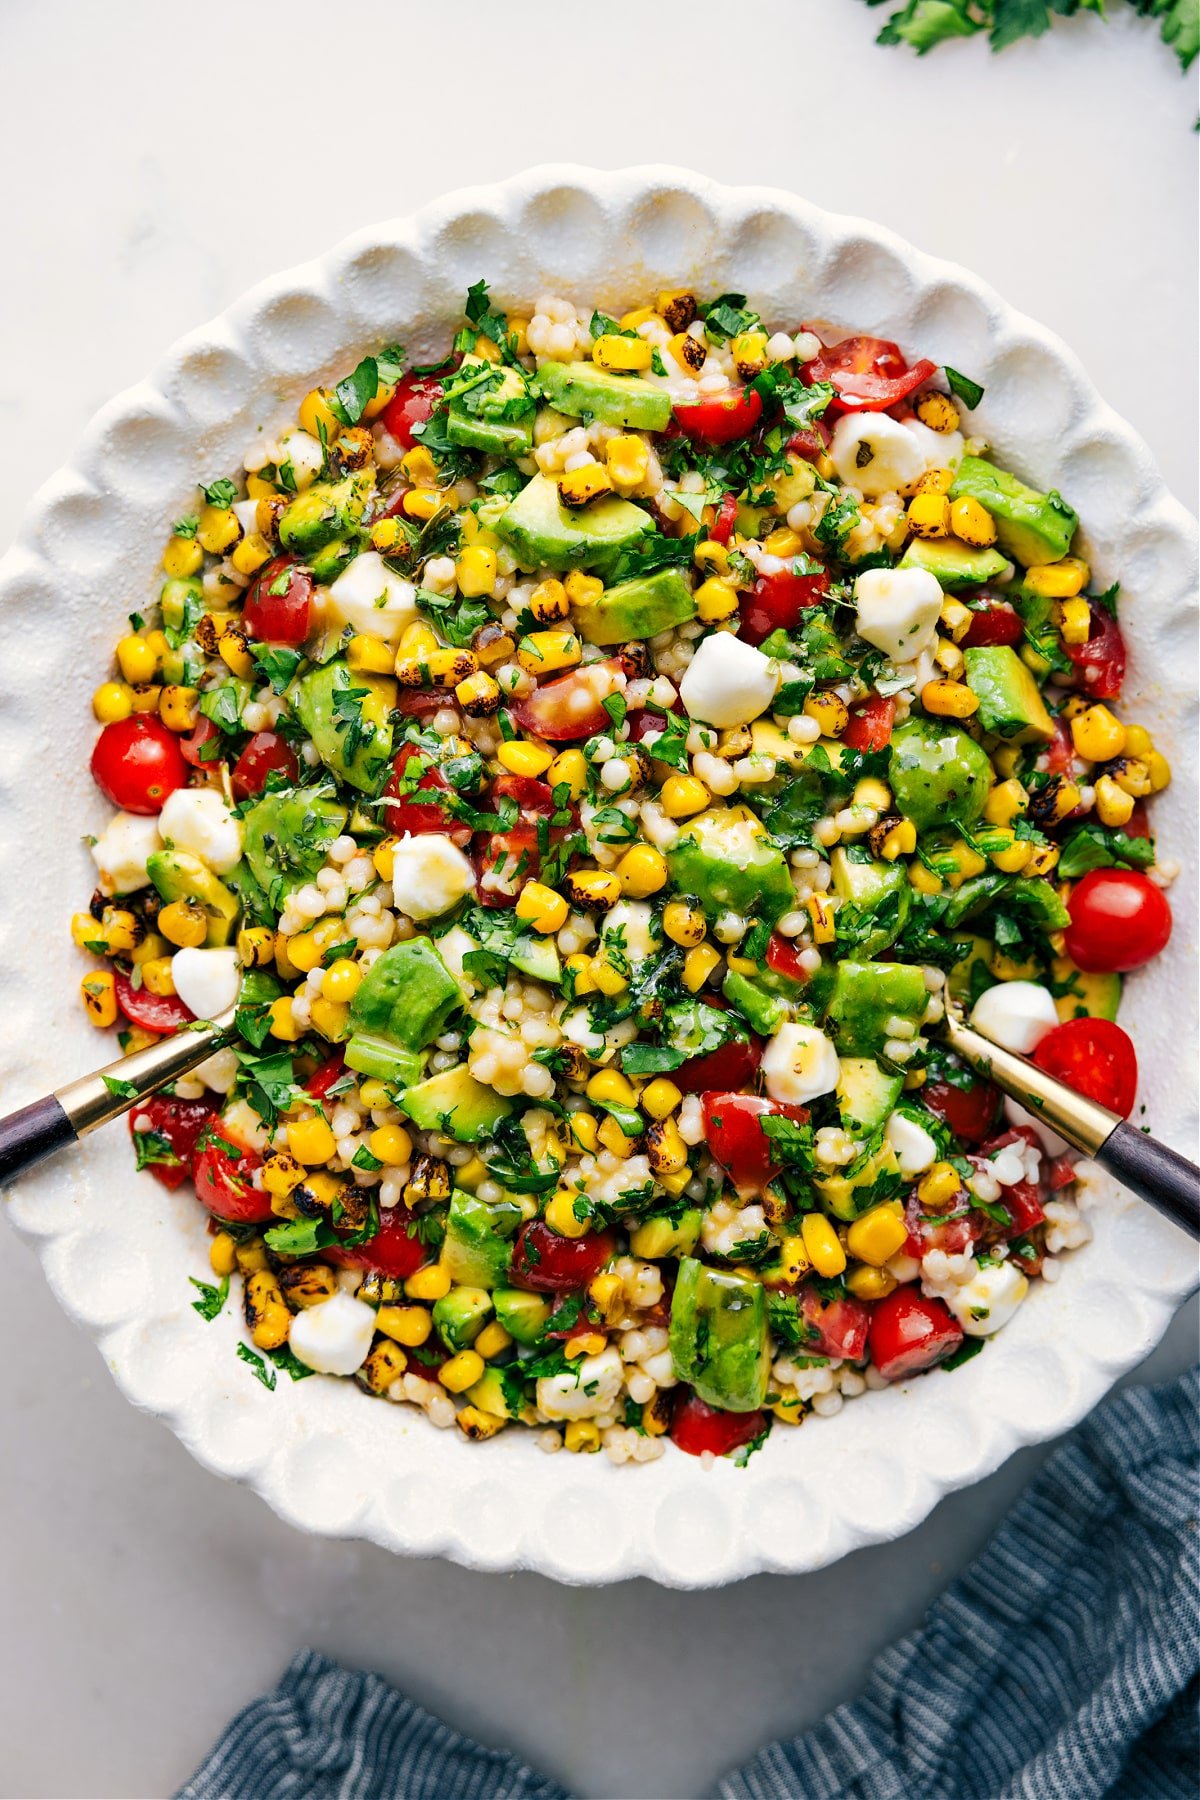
[178, 1370, 1198, 1800]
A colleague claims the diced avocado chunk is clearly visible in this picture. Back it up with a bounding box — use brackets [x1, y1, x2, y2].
[221, 857, 272, 926]
[510, 933, 561, 985]
[1052, 957, 1122, 1023]
[536, 359, 672, 432]
[949, 456, 1077, 570]
[146, 850, 239, 946]
[241, 786, 349, 911]
[291, 659, 394, 793]
[343, 1035, 424, 1086]
[815, 1140, 903, 1222]
[829, 849, 909, 956]
[278, 470, 374, 555]
[836, 1057, 904, 1135]
[630, 1209, 703, 1260]
[159, 576, 204, 636]
[722, 969, 787, 1037]
[442, 1189, 521, 1289]
[946, 935, 993, 1002]
[399, 1064, 513, 1143]
[824, 960, 929, 1060]
[665, 806, 795, 923]
[308, 537, 357, 584]
[898, 538, 1011, 589]
[445, 356, 535, 457]
[495, 473, 656, 575]
[575, 569, 697, 646]
[349, 938, 464, 1053]
[464, 1366, 520, 1420]
[888, 717, 992, 831]
[669, 1259, 770, 1413]
[963, 645, 1053, 743]
[492, 1286, 552, 1346]
[432, 1286, 493, 1351]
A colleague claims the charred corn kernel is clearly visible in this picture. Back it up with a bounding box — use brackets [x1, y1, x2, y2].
[660, 774, 710, 819]
[593, 333, 651, 374]
[657, 288, 696, 332]
[367, 1124, 412, 1168]
[517, 630, 582, 675]
[682, 943, 721, 992]
[1071, 704, 1126, 763]
[217, 625, 254, 678]
[116, 634, 158, 684]
[196, 505, 240, 556]
[640, 1077, 682, 1121]
[140, 956, 176, 996]
[878, 817, 917, 860]
[322, 959, 362, 1003]
[564, 868, 622, 910]
[916, 467, 955, 495]
[909, 861, 943, 895]
[405, 1262, 452, 1302]
[646, 1117, 687, 1175]
[376, 1304, 432, 1347]
[440, 1349, 485, 1394]
[455, 669, 502, 717]
[298, 385, 341, 442]
[92, 680, 135, 723]
[1059, 695, 1091, 721]
[586, 1070, 638, 1108]
[663, 900, 706, 948]
[163, 534, 203, 578]
[474, 1320, 512, 1360]
[801, 1212, 847, 1278]
[605, 434, 650, 493]
[1025, 843, 1060, 878]
[694, 576, 739, 623]
[396, 646, 477, 688]
[907, 492, 951, 538]
[403, 488, 445, 522]
[558, 465, 615, 510]
[913, 389, 960, 434]
[159, 683, 200, 732]
[547, 747, 587, 798]
[987, 828, 1032, 874]
[234, 1238, 268, 1275]
[267, 996, 301, 1041]
[694, 537, 730, 577]
[1146, 750, 1170, 792]
[347, 632, 395, 675]
[545, 1188, 591, 1238]
[260, 1149, 305, 1200]
[399, 445, 437, 487]
[922, 678, 978, 719]
[208, 1231, 238, 1278]
[1094, 775, 1136, 827]
[807, 894, 836, 944]
[1056, 597, 1092, 645]
[804, 691, 849, 737]
[564, 1420, 602, 1454]
[230, 532, 271, 577]
[562, 570, 603, 608]
[939, 597, 973, 641]
[731, 330, 769, 378]
[772, 1394, 807, 1426]
[919, 1161, 962, 1208]
[456, 1405, 507, 1440]
[1036, 776, 1083, 821]
[287, 1115, 337, 1166]
[357, 1338, 408, 1394]
[948, 495, 997, 548]
[455, 544, 498, 598]
[566, 952, 597, 996]
[669, 328, 706, 372]
[775, 1233, 810, 1285]
[616, 844, 667, 898]
[1109, 758, 1151, 798]
[158, 899, 208, 948]
[934, 638, 965, 678]
[129, 683, 162, 714]
[81, 969, 117, 1026]
[245, 1271, 290, 1351]
[984, 779, 1028, 826]
[529, 578, 569, 624]
[1025, 557, 1089, 599]
[846, 1202, 908, 1266]
[497, 738, 553, 777]
[846, 1264, 898, 1301]
[516, 881, 570, 935]
[589, 955, 629, 997]
[310, 996, 349, 1041]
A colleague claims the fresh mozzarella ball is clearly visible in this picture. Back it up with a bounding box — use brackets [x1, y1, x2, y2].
[885, 1109, 939, 1177]
[325, 551, 419, 644]
[289, 1293, 377, 1376]
[537, 1348, 623, 1421]
[388, 833, 475, 921]
[90, 811, 162, 895]
[158, 787, 243, 874]
[943, 1260, 1029, 1337]
[1005, 1095, 1069, 1158]
[829, 412, 925, 499]
[171, 947, 241, 1019]
[434, 925, 479, 990]
[901, 415, 964, 477]
[221, 1097, 270, 1153]
[276, 428, 325, 492]
[194, 1047, 240, 1094]
[853, 565, 944, 664]
[970, 981, 1059, 1056]
[603, 900, 659, 962]
[232, 499, 260, 536]
[762, 1024, 840, 1105]
[679, 633, 779, 729]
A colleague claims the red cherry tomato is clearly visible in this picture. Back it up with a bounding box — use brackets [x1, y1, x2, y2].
[127, 1095, 216, 1190]
[474, 821, 540, 908]
[995, 1178, 1046, 1236]
[1064, 603, 1126, 700]
[1043, 715, 1079, 777]
[492, 773, 556, 815]
[702, 1094, 808, 1192]
[193, 1137, 273, 1224]
[785, 419, 831, 463]
[242, 557, 313, 646]
[304, 1051, 347, 1101]
[841, 694, 896, 752]
[670, 1391, 766, 1457]
[673, 1006, 763, 1097]
[868, 1286, 964, 1382]
[180, 715, 223, 770]
[231, 730, 300, 799]
[1124, 802, 1152, 840]
[963, 600, 1023, 648]
[626, 703, 686, 754]
[397, 689, 452, 719]
[802, 335, 938, 414]
[511, 657, 628, 742]
[903, 1190, 975, 1260]
[921, 1073, 1001, 1146]
[764, 933, 812, 985]
[673, 386, 764, 445]
[739, 566, 830, 646]
[511, 1223, 617, 1292]
[326, 1205, 430, 1280]
[709, 491, 740, 544]
[113, 970, 196, 1035]
[380, 373, 444, 450]
[383, 742, 467, 843]
[795, 1282, 871, 1360]
[1064, 869, 1172, 973]
[90, 716, 188, 814]
[1033, 1017, 1139, 1117]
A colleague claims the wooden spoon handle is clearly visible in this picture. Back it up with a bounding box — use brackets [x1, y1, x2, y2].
[0, 1095, 77, 1184]
[1098, 1120, 1200, 1241]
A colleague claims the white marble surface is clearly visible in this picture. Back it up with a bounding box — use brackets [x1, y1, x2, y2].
[0, 4, 1195, 1797]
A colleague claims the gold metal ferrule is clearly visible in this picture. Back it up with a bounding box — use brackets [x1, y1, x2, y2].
[942, 1009, 1119, 1158]
[54, 1009, 238, 1137]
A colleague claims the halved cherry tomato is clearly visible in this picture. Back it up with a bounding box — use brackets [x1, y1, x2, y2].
[802, 334, 938, 415]
[128, 1094, 216, 1190]
[903, 1191, 974, 1260]
[1064, 869, 1172, 973]
[674, 1003, 763, 1096]
[868, 1286, 964, 1381]
[994, 1178, 1046, 1236]
[673, 386, 764, 445]
[963, 599, 1023, 648]
[380, 373, 444, 450]
[180, 715, 222, 770]
[231, 730, 300, 799]
[1124, 801, 1152, 840]
[765, 933, 812, 986]
[841, 694, 896, 751]
[326, 1204, 430, 1280]
[709, 491, 740, 544]
[920, 1072, 1001, 1146]
[702, 1093, 808, 1192]
[304, 1051, 347, 1101]
[193, 1136, 272, 1224]
[1043, 715, 1078, 777]
[242, 557, 313, 646]
[492, 773, 556, 815]
[796, 1282, 870, 1360]
[511, 1223, 617, 1292]
[113, 970, 195, 1035]
[670, 1391, 766, 1457]
[627, 703, 686, 754]
[512, 657, 628, 742]
[383, 743, 467, 843]
[91, 716, 188, 814]
[474, 821, 540, 908]
[1033, 1017, 1138, 1117]
[1064, 603, 1126, 700]
[397, 689, 452, 719]
[739, 566, 830, 646]
[786, 419, 831, 463]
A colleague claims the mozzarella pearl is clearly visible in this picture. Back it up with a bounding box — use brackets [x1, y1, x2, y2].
[762, 1024, 840, 1105]
[853, 565, 945, 664]
[970, 981, 1059, 1056]
[158, 787, 243, 874]
[90, 811, 162, 895]
[288, 1293, 377, 1376]
[388, 833, 475, 921]
[885, 1109, 939, 1177]
[678, 633, 779, 730]
[325, 551, 419, 644]
[170, 947, 240, 1019]
[537, 1348, 623, 1421]
[830, 412, 926, 499]
[943, 1260, 1030, 1337]
[901, 415, 965, 477]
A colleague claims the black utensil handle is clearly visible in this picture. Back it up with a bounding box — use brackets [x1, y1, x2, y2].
[1100, 1121, 1200, 1241]
[0, 1095, 78, 1185]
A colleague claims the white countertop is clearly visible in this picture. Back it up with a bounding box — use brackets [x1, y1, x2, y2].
[1, 4, 1195, 1796]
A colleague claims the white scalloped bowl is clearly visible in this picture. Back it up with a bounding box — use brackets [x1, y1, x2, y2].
[1, 167, 1195, 1588]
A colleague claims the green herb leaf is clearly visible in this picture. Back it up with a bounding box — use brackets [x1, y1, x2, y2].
[189, 1274, 229, 1322]
[944, 366, 985, 409]
[102, 1074, 139, 1101]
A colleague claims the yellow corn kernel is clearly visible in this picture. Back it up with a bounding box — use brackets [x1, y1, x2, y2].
[298, 386, 341, 442]
[208, 1231, 238, 1278]
[922, 678, 978, 719]
[593, 333, 651, 373]
[564, 570, 604, 607]
[987, 828, 1032, 874]
[909, 861, 943, 895]
[762, 528, 804, 559]
[565, 868, 623, 910]
[588, 1271, 625, 1326]
[804, 691, 849, 737]
[564, 1420, 602, 1454]
[546, 748, 587, 799]
[878, 818, 917, 861]
[287, 1115, 337, 1166]
[913, 390, 960, 434]
[116, 634, 158, 685]
[405, 1262, 452, 1302]
[158, 899, 207, 949]
[71, 910, 105, 951]
[605, 434, 650, 494]
[854, 776, 892, 811]
[439, 1349, 485, 1394]
[497, 738, 553, 778]
[310, 995, 349, 1042]
[403, 487, 446, 522]
[475, 1320, 513, 1360]
[266, 996, 301, 1042]
[140, 956, 177, 996]
[1093, 775, 1136, 827]
[516, 630, 582, 675]
[545, 1188, 591, 1239]
[934, 638, 965, 679]
[506, 316, 530, 355]
[1071, 704, 1126, 763]
[682, 943, 721, 992]
[566, 952, 597, 996]
[807, 894, 836, 945]
[694, 538, 730, 579]
[568, 1112, 599, 1154]
[159, 684, 200, 733]
[663, 899, 706, 947]
[1055, 597, 1091, 645]
[772, 1395, 807, 1427]
[529, 578, 570, 624]
[92, 681, 135, 724]
[615, 844, 667, 899]
[455, 544, 498, 598]
[80, 969, 117, 1027]
[281, 929, 325, 974]
[694, 577, 739, 623]
[1026, 557, 1089, 599]
[1109, 758, 1151, 798]
[915, 467, 955, 495]
[948, 495, 997, 548]
[1146, 751, 1170, 792]
[129, 683, 162, 715]
[516, 881, 570, 935]
[992, 744, 1022, 779]
[92, 908, 136, 954]
[347, 633, 396, 675]
[1025, 843, 1060, 879]
[472, 332, 503, 364]
[919, 1161, 962, 1208]
[376, 1304, 433, 1347]
[365, 1124, 411, 1168]
[801, 1212, 847, 1278]
[845, 1201, 908, 1268]
[163, 534, 203, 578]
[196, 505, 241, 557]
[660, 775, 710, 819]
[947, 839, 988, 884]
[939, 597, 973, 642]
[322, 959, 362, 1004]
[984, 778, 1028, 826]
[367, 837, 398, 885]
[590, 954, 629, 997]
[1122, 724, 1152, 757]
[640, 1078, 682, 1122]
[597, 1115, 638, 1158]
[230, 532, 271, 578]
[846, 1265, 899, 1302]
[558, 465, 615, 510]
[399, 445, 438, 487]
[586, 1070, 638, 1108]
[216, 625, 254, 678]
[907, 492, 951, 538]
